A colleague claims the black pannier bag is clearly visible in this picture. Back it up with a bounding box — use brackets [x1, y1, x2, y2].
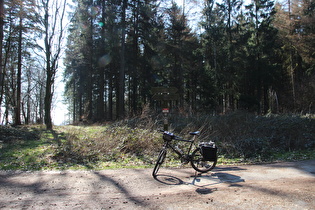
[199, 142, 217, 161]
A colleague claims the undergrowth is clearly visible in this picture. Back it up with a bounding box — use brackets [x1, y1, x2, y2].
[0, 111, 314, 171]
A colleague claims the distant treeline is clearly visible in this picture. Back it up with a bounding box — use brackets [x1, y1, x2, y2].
[0, 0, 314, 126]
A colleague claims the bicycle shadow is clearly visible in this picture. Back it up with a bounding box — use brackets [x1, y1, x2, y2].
[192, 166, 246, 184]
[154, 167, 246, 194]
[192, 172, 245, 185]
[153, 173, 221, 195]
[154, 174, 184, 185]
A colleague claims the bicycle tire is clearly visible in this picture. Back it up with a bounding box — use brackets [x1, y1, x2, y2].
[191, 148, 217, 173]
[152, 149, 167, 178]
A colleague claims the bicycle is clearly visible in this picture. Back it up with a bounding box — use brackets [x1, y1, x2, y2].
[152, 130, 217, 178]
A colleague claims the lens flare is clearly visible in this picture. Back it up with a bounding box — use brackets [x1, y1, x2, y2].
[88, 6, 100, 17]
[98, 54, 112, 67]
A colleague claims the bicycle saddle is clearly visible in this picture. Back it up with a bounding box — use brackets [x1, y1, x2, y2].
[189, 131, 200, 135]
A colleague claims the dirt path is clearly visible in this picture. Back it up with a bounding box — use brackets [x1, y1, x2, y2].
[0, 159, 314, 209]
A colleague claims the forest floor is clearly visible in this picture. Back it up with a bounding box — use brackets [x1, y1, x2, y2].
[0, 159, 314, 209]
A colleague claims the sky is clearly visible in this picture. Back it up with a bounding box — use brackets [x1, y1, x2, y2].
[52, 74, 68, 125]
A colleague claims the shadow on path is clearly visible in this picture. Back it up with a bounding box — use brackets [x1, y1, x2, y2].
[154, 174, 184, 185]
[213, 172, 245, 183]
[93, 171, 148, 207]
[153, 166, 247, 196]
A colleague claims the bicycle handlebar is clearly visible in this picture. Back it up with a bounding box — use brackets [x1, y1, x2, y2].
[159, 130, 194, 142]
[159, 130, 179, 138]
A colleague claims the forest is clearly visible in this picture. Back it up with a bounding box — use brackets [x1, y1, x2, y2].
[0, 0, 314, 127]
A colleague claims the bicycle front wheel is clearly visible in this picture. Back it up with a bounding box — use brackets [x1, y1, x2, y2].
[191, 148, 217, 173]
[152, 149, 167, 178]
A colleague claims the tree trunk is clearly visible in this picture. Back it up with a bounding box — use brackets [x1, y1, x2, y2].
[86, 11, 94, 121]
[42, 0, 66, 129]
[38, 83, 44, 124]
[43, 1, 53, 130]
[96, 0, 106, 122]
[25, 67, 31, 124]
[15, 16, 23, 125]
[118, 0, 127, 119]
[72, 79, 76, 123]
[0, 0, 4, 109]
[108, 71, 113, 120]
[44, 65, 53, 129]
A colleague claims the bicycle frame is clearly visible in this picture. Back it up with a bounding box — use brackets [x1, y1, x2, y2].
[163, 135, 198, 161]
[153, 131, 217, 178]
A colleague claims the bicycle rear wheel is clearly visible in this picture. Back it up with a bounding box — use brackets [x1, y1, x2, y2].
[152, 149, 167, 178]
[191, 148, 216, 173]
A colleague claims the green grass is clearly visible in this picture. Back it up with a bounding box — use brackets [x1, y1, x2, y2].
[0, 112, 314, 171]
[0, 126, 55, 170]
[0, 125, 162, 170]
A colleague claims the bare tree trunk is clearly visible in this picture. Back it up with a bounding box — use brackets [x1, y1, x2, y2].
[0, 0, 4, 114]
[25, 68, 31, 124]
[43, 0, 53, 129]
[15, 16, 23, 125]
[44, 65, 53, 129]
[38, 82, 44, 124]
[41, 0, 66, 129]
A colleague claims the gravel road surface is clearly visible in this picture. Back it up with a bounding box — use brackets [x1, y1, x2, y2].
[0, 159, 314, 209]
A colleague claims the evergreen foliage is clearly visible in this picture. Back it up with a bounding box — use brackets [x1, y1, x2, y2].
[0, 0, 314, 125]
[63, 0, 315, 123]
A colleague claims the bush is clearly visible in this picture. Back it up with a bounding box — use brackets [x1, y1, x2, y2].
[1, 111, 314, 170]
[194, 111, 315, 160]
[54, 125, 162, 165]
[109, 111, 315, 162]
